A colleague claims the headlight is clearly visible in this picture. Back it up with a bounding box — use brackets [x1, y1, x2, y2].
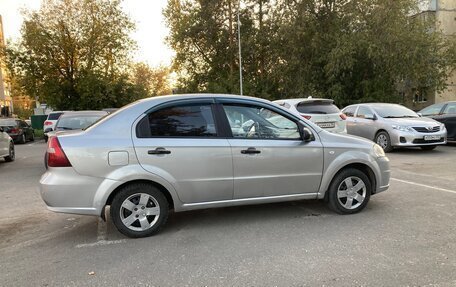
[440, 123, 446, 131]
[373, 144, 386, 158]
[392, 125, 412, 132]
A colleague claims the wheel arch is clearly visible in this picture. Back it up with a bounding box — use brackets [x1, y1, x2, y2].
[105, 179, 175, 214]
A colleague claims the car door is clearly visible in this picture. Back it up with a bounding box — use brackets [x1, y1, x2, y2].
[354, 106, 377, 140]
[219, 100, 324, 199]
[438, 103, 456, 140]
[19, 121, 31, 140]
[343, 105, 358, 135]
[132, 99, 233, 204]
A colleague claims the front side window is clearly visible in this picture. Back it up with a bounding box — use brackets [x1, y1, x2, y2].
[144, 104, 217, 137]
[356, 106, 374, 119]
[223, 104, 300, 140]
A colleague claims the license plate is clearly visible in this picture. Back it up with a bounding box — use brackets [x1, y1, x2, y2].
[317, 122, 336, 128]
[424, 135, 440, 141]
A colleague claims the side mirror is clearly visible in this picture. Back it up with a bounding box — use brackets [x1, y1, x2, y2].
[417, 113, 422, 117]
[301, 126, 314, 142]
[44, 128, 53, 133]
[0, 127, 3, 133]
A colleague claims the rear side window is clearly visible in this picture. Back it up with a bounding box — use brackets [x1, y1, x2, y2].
[137, 104, 217, 138]
[343, 106, 356, 117]
[296, 102, 340, 114]
[48, 112, 63, 120]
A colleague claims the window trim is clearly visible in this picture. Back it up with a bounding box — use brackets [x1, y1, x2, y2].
[136, 98, 222, 139]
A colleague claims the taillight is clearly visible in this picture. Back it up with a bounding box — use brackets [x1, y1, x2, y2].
[340, 114, 347, 120]
[10, 128, 20, 134]
[44, 121, 52, 126]
[302, 115, 312, 120]
[47, 137, 72, 167]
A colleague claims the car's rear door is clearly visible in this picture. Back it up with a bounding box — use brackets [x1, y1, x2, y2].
[132, 99, 233, 204]
[343, 105, 358, 135]
[353, 106, 377, 140]
[219, 99, 324, 199]
[0, 131, 8, 156]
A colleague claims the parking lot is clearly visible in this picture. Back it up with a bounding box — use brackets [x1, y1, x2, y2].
[1, 141, 456, 286]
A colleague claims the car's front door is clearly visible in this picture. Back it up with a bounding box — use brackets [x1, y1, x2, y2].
[220, 101, 324, 199]
[133, 99, 233, 204]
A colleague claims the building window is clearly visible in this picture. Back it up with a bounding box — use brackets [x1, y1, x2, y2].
[413, 90, 427, 103]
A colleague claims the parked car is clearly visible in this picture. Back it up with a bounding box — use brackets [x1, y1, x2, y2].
[418, 101, 456, 142]
[43, 111, 66, 142]
[342, 103, 447, 152]
[274, 98, 346, 133]
[45, 111, 108, 142]
[40, 94, 390, 238]
[0, 118, 35, 144]
[0, 126, 15, 162]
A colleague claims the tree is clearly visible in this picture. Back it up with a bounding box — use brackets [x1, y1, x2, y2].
[164, 0, 456, 106]
[131, 63, 173, 96]
[5, 0, 140, 110]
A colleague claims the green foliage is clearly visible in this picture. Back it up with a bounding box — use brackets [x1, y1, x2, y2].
[13, 106, 34, 119]
[164, 0, 456, 106]
[34, 129, 44, 138]
[5, 0, 143, 110]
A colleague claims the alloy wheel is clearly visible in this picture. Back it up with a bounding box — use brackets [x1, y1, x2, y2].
[336, 176, 367, 210]
[376, 134, 388, 149]
[119, 193, 161, 232]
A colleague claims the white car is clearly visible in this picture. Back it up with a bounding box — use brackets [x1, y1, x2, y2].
[43, 111, 66, 142]
[274, 98, 346, 133]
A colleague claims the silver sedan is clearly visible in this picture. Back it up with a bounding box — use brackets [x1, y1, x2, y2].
[342, 103, 447, 152]
[40, 94, 390, 238]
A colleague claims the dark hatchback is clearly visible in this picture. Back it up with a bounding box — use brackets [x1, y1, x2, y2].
[419, 101, 456, 141]
[0, 118, 35, 144]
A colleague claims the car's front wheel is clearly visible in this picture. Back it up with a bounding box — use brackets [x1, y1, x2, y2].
[4, 142, 15, 162]
[110, 183, 169, 238]
[327, 168, 372, 214]
[19, 134, 26, 144]
[375, 131, 393, 152]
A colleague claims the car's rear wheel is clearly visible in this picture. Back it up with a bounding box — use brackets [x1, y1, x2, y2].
[421, 145, 436, 151]
[327, 168, 371, 214]
[375, 131, 393, 152]
[110, 183, 169, 238]
[4, 142, 15, 162]
[19, 134, 26, 144]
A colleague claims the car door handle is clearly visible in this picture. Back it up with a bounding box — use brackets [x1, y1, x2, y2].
[148, 147, 171, 155]
[241, 147, 261, 154]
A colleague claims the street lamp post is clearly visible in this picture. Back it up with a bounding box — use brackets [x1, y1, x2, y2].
[237, 0, 243, 95]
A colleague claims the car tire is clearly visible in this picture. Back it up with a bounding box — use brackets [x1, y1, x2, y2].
[30, 132, 35, 142]
[4, 142, 15, 162]
[44, 135, 48, 143]
[421, 145, 436, 151]
[110, 183, 169, 238]
[19, 134, 26, 144]
[327, 168, 372, 215]
[375, 131, 393, 152]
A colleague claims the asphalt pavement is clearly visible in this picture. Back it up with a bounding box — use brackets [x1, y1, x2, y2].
[1, 141, 455, 286]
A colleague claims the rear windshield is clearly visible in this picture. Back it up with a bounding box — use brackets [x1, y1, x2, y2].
[296, 102, 340, 114]
[0, 119, 17, 126]
[56, 115, 105, 130]
[47, 112, 63, 120]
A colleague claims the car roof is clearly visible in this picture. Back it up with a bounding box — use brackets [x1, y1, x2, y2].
[274, 98, 334, 106]
[59, 111, 108, 118]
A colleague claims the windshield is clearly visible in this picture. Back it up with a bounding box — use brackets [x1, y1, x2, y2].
[372, 105, 418, 118]
[296, 102, 340, 114]
[56, 115, 105, 130]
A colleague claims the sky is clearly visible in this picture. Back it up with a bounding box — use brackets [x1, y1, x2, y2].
[0, 0, 174, 67]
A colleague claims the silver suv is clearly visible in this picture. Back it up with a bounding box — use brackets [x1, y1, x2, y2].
[40, 95, 390, 238]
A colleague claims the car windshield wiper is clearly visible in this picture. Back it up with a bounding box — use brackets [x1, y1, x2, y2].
[58, 127, 74, 130]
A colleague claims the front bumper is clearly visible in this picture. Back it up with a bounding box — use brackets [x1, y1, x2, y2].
[374, 156, 390, 194]
[390, 129, 447, 147]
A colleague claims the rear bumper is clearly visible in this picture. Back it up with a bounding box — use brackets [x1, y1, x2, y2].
[39, 168, 120, 216]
